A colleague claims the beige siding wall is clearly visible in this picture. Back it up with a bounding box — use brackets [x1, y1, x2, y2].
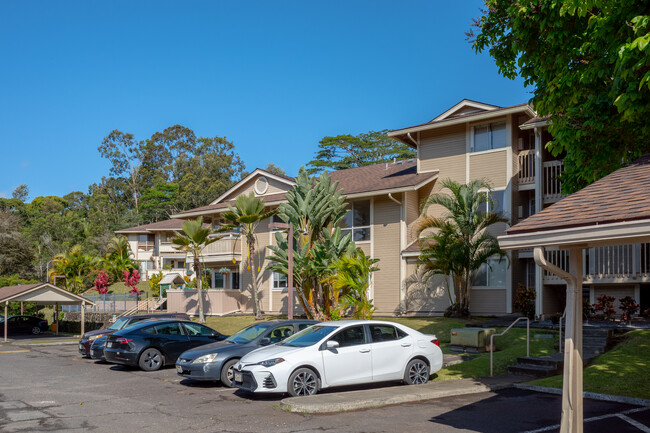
[357, 243, 371, 256]
[239, 217, 273, 313]
[469, 289, 507, 314]
[405, 190, 420, 244]
[469, 150, 508, 188]
[594, 285, 636, 311]
[403, 261, 450, 314]
[372, 196, 402, 314]
[419, 125, 466, 181]
[167, 289, 253, 315]
[269, 290, 305, 315]
[222, 176, 291, 201]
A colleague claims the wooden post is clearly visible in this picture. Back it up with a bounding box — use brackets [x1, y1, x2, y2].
[4, 301, 7, 342]
[20, 301, 24, 315]
[55, 303, 59, 335]
[80, 302, 85, 337]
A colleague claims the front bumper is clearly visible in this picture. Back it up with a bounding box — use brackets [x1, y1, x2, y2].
[104, 348, 138, 366]
[78, 340, 91, 357]
[90, 345, 105, 360]
[233, 367, 280, 393]
[175, 358, 223, 381]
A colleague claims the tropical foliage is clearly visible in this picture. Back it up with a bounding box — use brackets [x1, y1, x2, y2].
[416, 179, 508, 317]
[267, 168, 378, 320]
[172, 217, 222, 323]
[471, 0, 650, 192]
[220, 193, 277, 319]
[327, 248, 379, 320]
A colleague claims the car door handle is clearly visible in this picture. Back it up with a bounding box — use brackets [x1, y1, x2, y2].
[359, 348, 371, 353]
[401, 343, 412, 347]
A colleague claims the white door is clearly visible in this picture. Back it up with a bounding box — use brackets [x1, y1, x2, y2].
[321, 325, 372, 387]
[368, 324, 413, 381]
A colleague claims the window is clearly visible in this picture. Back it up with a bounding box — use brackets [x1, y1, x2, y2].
[138, 234, 155, 252]
[478, 190, 505, 216]
[213, 271, 225, 289]
[176, 260, 185, 269]
[369, 325, 402, 343]
[474, 258, 507, 287]
[329, 326, 366, 347]
[473, 122, 506, 152]
[339, 200, 371, 241]
[298, 323, 314, 331]
[273, 272, 288, 290]
[183, 323, 215, 337]
[525, 260, 536, 291]
[265, 326, 294, 343]
[139, 261, 149, 274]
[154, 323, 184, 335]
[231, 271, 240, 290]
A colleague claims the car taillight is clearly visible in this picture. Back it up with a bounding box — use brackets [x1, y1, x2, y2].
[431, 338, 440, 347]
[114, 338, 133, 344]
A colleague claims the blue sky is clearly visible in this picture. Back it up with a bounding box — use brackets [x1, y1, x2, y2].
[0, 1, 529, 200]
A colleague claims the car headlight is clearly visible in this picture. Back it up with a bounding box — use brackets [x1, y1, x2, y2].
[256, 358, 285, 367]
[88, 335, 102, 341]
[192, 353, 218, 364]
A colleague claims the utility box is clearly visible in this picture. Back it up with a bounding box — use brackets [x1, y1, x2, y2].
[450, 327, 496, 353]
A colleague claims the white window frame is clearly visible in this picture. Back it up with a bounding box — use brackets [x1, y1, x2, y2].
[212, 271, 226, 289]
[340, 199, 371, 243]
[473, 257, 507, 289]
[272, 272, 288, 291]
[470, 121, 507, 153]
[478, 188, 506, 216]
[230, 271, 240, 291]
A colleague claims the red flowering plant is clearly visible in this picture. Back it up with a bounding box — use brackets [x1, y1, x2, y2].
[514, 283, 536, 319]
[94, 271, 110, 295]
[123, 269, 141, 293]
[593, 294, 616, 321]
[619, 296, 640, 324]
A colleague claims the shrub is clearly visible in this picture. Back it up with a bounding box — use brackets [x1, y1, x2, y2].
[619, 296, 640, 323]
[94, 271, 110, 295]
[594, 294, 616, 321]
[583, 299, 595, 320]
[149, 271, 164, 297]
[514, 283, 536, 319]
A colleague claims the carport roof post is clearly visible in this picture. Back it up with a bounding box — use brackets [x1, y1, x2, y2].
[0, 283, 95, 342]
[498, 154, 650, 433]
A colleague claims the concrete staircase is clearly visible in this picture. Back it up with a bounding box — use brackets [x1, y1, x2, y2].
[508, 326, 612, 377]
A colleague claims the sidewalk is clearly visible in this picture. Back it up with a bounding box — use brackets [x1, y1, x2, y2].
[280, 375, 525, 413]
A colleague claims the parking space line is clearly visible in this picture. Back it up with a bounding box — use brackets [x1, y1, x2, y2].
[0, 350, 30, 353]
[523, 407, 650, 433]
[618, 414, 650, 433]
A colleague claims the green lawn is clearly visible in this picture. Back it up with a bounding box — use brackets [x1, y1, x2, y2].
[528, 330, 650, 400]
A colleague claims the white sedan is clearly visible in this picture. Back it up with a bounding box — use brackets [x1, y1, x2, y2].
[232, 320, 442, 396]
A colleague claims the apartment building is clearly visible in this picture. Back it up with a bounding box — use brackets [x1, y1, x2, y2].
[116, 99, 648, 318]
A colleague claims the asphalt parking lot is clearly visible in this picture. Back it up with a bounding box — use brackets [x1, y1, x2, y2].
[0, 341, 648, 432]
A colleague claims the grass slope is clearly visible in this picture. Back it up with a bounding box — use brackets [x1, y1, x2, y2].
[529, 330, 650, 400]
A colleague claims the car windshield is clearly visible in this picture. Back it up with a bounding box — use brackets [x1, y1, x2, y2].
[108, 317, 130, 330]
[225, 323, 272, 344]
[279, 325, 336, 347]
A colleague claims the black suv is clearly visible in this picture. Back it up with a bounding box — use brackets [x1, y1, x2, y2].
[78, 312, 189, 357]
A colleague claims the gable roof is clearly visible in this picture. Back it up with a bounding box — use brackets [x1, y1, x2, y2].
[209, 168, 295, 205]
[172, 192, 288, 219]
[507, 154, 650, 235]
[115, 219, 186, 234]
[0, 283, 94, 305]
[431, 99, 500, 122]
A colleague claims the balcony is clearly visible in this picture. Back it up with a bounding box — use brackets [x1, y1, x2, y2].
[517, 151, 566, 204]
[518, 150, 535, 189]
[201, 236, 241, 262]
[542, 243, 650, 284]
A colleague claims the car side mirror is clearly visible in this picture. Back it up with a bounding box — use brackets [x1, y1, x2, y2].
[260, 337, 271, 346]
[326, 340, 339, 350]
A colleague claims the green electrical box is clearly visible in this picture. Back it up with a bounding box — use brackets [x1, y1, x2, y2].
[450, 327, 496, 352]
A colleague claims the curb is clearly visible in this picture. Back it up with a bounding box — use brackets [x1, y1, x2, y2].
[514, 384, 650, 407]
[280, 380, 515, 414]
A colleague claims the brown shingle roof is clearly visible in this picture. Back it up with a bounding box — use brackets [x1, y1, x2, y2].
[173, 193, 287, 217]
[0, 284, 42, 303]
[329, 160, 437, 196]
[402, 240, 421, 253]
[507, 154, 650, 235]
[115, 219, 186, 234]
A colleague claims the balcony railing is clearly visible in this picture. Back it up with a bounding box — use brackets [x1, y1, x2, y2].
[542, 243, 650, 284]
[543, 160, 565, 203]
[518, 149, 535, 186]
[202, 236, 241, 257]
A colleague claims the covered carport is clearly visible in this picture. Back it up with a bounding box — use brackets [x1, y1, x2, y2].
[499, 154, 650, 433]
[0, 283, 95, 342]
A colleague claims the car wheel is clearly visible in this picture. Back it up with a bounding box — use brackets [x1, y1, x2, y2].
[220, 358, 240, 387]
[404, 358, 430, 385]
[31, 326, 42, 335]
[287, 368, 318, 397]
[138, 348, 164, 371]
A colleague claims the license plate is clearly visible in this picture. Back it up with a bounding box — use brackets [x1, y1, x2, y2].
[176, 365, 183, 373]
[234, 372, 243, 383]
[107, 342, 113, 348]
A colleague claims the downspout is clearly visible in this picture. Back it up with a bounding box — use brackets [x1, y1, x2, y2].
[388, 192, 406, 313]
[406, 132, 418, 148]
[387, 193, 401, 205]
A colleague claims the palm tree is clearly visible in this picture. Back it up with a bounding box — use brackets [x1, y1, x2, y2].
[171, 217, 222, 323]
[104, 236, 138, 282]
[416, 178, 508, 317]
[106, 235, 132, 259]
[48, 245, 96, 293]
[221, 192, 276, 319]
[328, 248, 379, 319]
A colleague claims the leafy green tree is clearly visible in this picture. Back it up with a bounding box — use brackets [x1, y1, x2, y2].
[328, 248, 379, 319]
[416, 179, 508, 317]
[98, 130, 143, 211]
[264, 163, 286, 177]
[221, 193, 277, 319]
[471, 0, 650, 192]
[139, 183, 179, 222]
[267, 168, 356, 320]
[48, 245, 97, 293]
[172, 217, 222, 323]
[11, 184, 29, 202]
[307, 130, 416, 175]
[0, 212, 34, 278]
[103, 236, 138, 282]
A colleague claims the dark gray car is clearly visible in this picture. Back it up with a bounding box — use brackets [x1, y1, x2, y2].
[176, 320, 318, 387]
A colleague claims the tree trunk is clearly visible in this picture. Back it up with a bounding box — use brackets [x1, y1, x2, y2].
[248, 238, 263, 319]
[194, 255, 205, 323]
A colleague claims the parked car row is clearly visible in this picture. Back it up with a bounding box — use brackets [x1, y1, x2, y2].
[1, 315, 49, 335]
[80, 314, 443, 397]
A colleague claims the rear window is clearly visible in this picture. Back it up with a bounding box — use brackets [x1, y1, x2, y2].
[153, 323, 184, 336]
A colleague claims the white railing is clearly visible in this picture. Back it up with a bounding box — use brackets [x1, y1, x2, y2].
[490, 317, 530, 377]
[202, 236, 241, 256]
[543, 250, 570, 283]
[543, 160, 565, 203]
[518, 149, 536, 185]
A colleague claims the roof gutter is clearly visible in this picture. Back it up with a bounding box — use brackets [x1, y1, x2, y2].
[406, 132, 418, 147]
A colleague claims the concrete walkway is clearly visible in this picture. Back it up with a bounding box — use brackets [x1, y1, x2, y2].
[280, 375, 525, 413]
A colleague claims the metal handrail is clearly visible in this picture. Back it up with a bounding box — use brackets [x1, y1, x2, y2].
[558, 310, 567, 353]
[489, 317, 530, 377]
